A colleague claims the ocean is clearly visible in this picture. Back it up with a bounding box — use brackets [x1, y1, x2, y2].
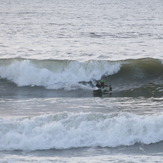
[0, 0, 163, 162]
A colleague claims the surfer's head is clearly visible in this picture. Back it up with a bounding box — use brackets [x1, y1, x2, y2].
[100, 80, 105, 84]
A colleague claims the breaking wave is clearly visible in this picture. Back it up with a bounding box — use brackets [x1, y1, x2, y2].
[0, 112, 163, 151]
[0, 58, 121, 90]
[0, 58, 162, 96]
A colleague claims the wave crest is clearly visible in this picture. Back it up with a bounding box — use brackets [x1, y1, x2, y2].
[0, 59, 121, 89]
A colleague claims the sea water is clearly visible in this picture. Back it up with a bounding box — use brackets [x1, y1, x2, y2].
[0, 0, 163, 162]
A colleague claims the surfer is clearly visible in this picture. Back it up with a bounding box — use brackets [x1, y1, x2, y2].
[96, 80, 108, 89]
[94, 80, 112, 97]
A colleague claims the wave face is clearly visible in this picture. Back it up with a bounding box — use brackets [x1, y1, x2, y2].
[106, 58, 163, 97]
[0, 58, 162, 96]
[0, 112, 163, 151]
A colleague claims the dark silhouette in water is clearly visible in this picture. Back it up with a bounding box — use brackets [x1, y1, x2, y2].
[96, 80, 108, 88]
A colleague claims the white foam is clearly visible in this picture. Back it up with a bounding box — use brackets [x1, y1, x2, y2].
[0, 112, 163, 151]
[0, 60, 121, 90]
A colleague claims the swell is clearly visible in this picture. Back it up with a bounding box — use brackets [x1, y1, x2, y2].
[0, 112, 163, 151]
[0, 58, 162, 97]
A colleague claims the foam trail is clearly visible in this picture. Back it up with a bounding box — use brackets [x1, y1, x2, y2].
[0, 59, 121, 90]
[0, 112, 163, 151]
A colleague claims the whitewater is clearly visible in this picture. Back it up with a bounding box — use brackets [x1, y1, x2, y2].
[1, 112, 163, 151]
[0, 0, 163, 162]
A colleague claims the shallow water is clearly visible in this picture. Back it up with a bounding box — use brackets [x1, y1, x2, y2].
[0, 97, 163, 163]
